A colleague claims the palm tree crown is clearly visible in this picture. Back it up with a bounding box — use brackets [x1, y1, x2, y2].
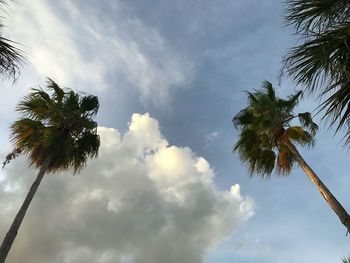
[10, 78, 100, 173]
[233, 81, 318, 177]
[234, 81, 350, 232]
[283, 0, 350, 142]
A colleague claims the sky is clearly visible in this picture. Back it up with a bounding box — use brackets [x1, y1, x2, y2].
[0, 0, 349, 262]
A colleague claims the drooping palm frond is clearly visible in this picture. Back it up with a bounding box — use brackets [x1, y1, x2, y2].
[286, 126, 315, 147]
[234, 128, 276, 177]
[0, 36, 24, 80]
[283, 0, 350, 143]
[298, 112, 318, 135]
[284, 0, 350, 34]
[233, 81, 317, 177]
[0, 0, 25, 80]
[342, 256, 350, 263]
[283, 24, 350, 93]
[10, 78, 100, 173]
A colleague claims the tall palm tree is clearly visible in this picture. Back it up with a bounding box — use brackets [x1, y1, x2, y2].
[0, 79, 100, 262]
[342, 256, 350, 263]
[283, 0, 350, 142]
[233, 81, 350, 232]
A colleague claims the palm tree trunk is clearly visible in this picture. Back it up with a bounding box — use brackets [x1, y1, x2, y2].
[0, 157, 51, 263]
[285, 140, 350, 233]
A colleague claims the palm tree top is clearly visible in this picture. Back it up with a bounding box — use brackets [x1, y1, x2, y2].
[233, 81, 318, 177]
[10, 78, 100, 173]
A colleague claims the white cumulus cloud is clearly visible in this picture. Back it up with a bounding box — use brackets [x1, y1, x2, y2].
[0, 113, 254, 263]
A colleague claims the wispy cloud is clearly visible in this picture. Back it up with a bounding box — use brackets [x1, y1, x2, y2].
[5, 1, 193, 106]
[205, 131, 221, 142]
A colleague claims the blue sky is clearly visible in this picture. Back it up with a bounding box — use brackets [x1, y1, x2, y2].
[0, 1, 349, 262]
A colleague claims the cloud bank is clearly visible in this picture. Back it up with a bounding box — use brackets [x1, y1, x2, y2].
[0, 113, 254, 263]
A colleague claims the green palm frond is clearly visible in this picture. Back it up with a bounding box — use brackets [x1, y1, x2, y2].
[283, 24, 350, 93]
[234, 129, 275, 177]
[0, 0, 25, 80]
[80, 95, 100, 115]
[284, 0, 350, 34]
[286, 126, 315, 147]
[46, 78, 64, 102]
[0, 36, 24, 80]
[283, 0, 350, 143]
[262, 80, 276, 100]
[342, 256, 350, 263]
[233, 81, 317, 177]
[10, 78, 100, 173]
[298, 112, 318, 135]
[233, 109, 255, 128]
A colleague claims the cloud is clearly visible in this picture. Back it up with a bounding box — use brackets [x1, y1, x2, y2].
[5, 1, 193, 105]
[0, 113, 254, 263]
[205, 131, 220, 142]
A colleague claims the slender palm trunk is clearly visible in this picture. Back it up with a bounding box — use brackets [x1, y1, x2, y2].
[0, 158, 51, 263]
[285, 140, 350, 233]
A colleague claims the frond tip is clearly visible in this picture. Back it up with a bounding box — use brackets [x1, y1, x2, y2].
[2, 148, 21, 168]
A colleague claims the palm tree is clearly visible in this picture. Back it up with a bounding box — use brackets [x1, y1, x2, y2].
[282, 0, 350, 143]
[233, 81, 350, 232]
[342, 256, 350, 263]
[0, 79, 100, 262]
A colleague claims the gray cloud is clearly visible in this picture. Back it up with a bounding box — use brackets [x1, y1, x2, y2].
[5, 1, 193, 106]
[0, 113, 254, 263]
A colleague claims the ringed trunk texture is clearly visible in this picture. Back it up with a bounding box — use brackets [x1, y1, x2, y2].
[0, 157, 51, 263]
[285, 141, 350, 233]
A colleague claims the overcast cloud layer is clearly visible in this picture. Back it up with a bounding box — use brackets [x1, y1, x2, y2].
[0, 113, 254, 263]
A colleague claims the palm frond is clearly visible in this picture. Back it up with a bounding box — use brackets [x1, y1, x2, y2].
[0, 0, 26, 80]
[283, 1, 350, 142]
[234, 129, 276, 177]
[298, 112, 318, 135]
[262, 80, 276, 100]
[80, 95, 99, 115]
[283, 24, 350, 93]
[286, 126, 315, 147]
[0, 36, 24, 80]
[233, 109, 254, 128]
[46, 78, 65, 102]
[284, 0, 350, 34]
[342, 256, 350, 263]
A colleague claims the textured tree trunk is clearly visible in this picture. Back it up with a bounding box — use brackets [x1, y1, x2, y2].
[285, 140, 350, 233]
[0, 157, 51, 263]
